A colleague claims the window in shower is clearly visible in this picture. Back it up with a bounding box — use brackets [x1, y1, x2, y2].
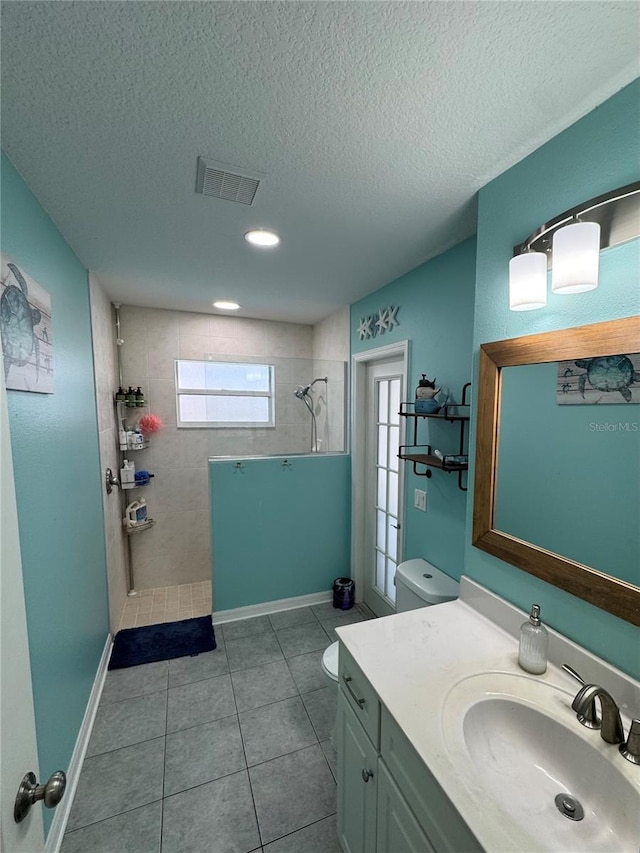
[175, 359, 275, 427]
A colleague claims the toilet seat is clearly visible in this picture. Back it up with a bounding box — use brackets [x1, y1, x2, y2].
[321, 641, 340, 682]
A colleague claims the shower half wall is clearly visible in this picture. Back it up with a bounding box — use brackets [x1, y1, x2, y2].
[210, 454, 351, 611]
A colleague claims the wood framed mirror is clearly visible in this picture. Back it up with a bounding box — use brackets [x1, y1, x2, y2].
[472, 315, 640, 625]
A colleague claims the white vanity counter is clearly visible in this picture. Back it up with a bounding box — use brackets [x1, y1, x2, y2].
[336, 577, 640, 852]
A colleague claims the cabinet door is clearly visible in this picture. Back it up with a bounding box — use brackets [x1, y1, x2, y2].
[381, 709, 482, 852]
[376, 761, 436, 853]
[337, 692, 378, 853]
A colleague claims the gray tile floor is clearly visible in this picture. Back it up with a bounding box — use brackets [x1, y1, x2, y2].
[61, 602, 372, 853]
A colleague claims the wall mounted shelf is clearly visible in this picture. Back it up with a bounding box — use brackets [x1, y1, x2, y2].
[119, 441, 150, 452]
[123, 519, 156, 536]
[121, 476, 153, 490]
[398, 383, 471, 491]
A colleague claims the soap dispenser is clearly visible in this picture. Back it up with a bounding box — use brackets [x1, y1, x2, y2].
[518, 604, 548, 674]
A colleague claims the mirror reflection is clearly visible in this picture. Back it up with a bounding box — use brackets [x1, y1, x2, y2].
[495, 361, 639, 587]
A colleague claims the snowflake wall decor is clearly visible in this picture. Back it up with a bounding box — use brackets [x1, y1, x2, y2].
[357, 305, 400, 340]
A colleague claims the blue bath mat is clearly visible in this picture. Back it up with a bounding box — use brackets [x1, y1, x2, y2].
[109, 616, 216, 670]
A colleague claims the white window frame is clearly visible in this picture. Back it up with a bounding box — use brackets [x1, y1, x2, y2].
[175, 359, 275, 428]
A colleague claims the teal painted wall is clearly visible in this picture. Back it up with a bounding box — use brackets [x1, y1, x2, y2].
[210, 454, 351, 610]
[1, 153, 110, 831]
[466, 79, 640, 678]
[351, 237, 477, 580]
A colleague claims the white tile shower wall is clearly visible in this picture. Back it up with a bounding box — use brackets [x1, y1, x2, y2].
[312, 306, 350, 363]
[312, 307, 350, 452]
[118, 306, 318, 589]
[88, 273, 128, 633]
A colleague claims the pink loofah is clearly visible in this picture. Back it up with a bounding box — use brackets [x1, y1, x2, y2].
[138, 413, 164, 434]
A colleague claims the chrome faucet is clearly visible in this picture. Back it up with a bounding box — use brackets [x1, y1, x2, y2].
[571, 685, 624, 744]
[570, 679, 640, 765]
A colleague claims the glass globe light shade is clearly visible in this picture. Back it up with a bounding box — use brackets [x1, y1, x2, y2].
[509, 252, 547, 311]
[552, 221, 600, 294]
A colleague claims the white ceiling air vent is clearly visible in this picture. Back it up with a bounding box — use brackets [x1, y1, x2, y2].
[195, 157, 262, 205]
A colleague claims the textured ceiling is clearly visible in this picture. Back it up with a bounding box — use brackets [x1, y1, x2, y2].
[1, 1, 638, 324]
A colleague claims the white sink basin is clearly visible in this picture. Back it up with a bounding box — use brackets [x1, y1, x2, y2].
[442, 672, 640, 852]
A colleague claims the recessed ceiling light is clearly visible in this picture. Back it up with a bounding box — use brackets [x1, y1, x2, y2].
[244, 228, 281, 248]
[213, 300, 241, 311]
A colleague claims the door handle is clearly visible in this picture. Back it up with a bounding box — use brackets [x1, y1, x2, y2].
[14, 771, 66, 823]
[391, 523, 401, 529]
[105, 467, 120, 495]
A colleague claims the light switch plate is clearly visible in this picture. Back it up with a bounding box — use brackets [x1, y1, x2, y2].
[414, 488, 427, 511]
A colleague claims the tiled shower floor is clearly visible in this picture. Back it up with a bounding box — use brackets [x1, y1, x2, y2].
[60, 601, 372, 853]
[118, 582, 213, 629]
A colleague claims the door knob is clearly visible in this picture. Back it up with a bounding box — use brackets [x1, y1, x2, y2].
[361, 768, 374, 783]
[14, 770, 66, 823]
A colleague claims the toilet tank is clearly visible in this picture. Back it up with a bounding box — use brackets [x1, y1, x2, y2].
[395, 558, 459, 612]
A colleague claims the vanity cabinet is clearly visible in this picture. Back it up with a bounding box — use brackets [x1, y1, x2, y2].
[337, 643, 482, 853]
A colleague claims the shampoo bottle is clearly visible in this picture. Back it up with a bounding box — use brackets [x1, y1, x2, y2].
[120, 459, 135, 485]
[518, 604, 548, 674]
[135, 497, 147, 524]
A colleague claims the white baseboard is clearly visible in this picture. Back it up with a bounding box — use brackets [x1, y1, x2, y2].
[46, 633, 112, 853]
[212, 590, 332, 625]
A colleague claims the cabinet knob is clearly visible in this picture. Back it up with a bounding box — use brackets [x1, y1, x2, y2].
[361, 768, 374, 783]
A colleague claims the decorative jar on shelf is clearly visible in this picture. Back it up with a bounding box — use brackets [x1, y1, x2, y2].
[415, 375, 441, 413]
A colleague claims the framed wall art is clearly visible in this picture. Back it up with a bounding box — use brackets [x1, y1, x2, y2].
[1, 255, 53, 393]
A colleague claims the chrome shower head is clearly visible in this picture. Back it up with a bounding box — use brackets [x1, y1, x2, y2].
[294, 377, 327, 399]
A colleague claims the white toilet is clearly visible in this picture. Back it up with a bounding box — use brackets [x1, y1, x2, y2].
[321, 558, 460, 688]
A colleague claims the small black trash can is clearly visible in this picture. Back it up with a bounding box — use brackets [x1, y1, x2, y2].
[332, 577, 355, 610]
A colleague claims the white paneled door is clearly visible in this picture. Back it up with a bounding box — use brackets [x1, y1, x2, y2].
[363, 359, 405, 618]
[1, 358, 45, 852]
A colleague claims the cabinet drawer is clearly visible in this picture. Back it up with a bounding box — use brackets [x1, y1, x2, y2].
[381, 708, 482, 853]
[339, 644, 380, 748]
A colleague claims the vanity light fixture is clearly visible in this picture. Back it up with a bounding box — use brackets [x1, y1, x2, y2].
[244, 228, 281, 248]
[509, 181, 640, 311]
[213, 300, 241, 311]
